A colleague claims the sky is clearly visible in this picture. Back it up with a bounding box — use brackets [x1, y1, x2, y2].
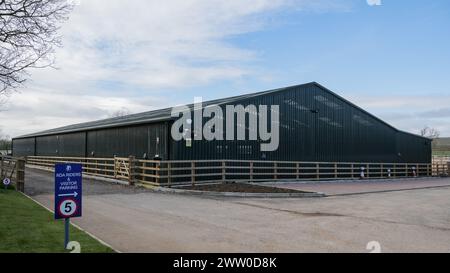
[1, 0, 450, 138]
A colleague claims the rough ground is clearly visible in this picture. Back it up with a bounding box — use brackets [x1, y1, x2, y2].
[24, 167, 450, 253]
[178, 182, 306, 193]
[263, 178, 450, 195]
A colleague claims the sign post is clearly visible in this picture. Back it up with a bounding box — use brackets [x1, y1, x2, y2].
[55, 163, 82, 249]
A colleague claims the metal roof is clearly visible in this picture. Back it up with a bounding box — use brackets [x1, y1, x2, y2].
[14, 82, 429, 140]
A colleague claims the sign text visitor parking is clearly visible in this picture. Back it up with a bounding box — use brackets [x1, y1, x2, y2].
[54, 163, 82, 219]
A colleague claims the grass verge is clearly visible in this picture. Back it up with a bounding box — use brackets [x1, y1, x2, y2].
[0, 189, 114, 253]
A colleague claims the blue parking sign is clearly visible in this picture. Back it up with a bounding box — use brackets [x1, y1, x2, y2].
[55, 163, 82, 219]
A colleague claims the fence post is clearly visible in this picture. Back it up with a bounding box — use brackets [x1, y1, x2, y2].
[366, 164, 370, 179]
[155, 162, 160, 184]
[222, 161, 226, 182]
[16, 158, 25, 193]
[351, 164, 354, 179]
[113, 157, 118, 179]
[128, 156, 135, 186]
[191, 162, 195, 186]
[405, 164, 408, 177]
[142, 161, 146, 183]
[0, 156, 4, 179]
[296, 162, 299, 180]
[167, 162, 171, 187]
[316, 163, 320, 180]
[249, 162, 253, 182]
[334, 163, 338, 179]
[274, 162, 278, 180]
[393, 164, 397, 178]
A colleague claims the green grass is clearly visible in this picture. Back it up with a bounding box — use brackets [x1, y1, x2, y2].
[0, 189, 115, 253]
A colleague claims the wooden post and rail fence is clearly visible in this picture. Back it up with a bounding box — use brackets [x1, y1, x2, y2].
[22, 155, 449, 187]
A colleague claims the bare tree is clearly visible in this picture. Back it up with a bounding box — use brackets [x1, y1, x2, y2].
[0, 0, 74, 95]
[0, 128, 11, 152]
[420, 126, 440, 139]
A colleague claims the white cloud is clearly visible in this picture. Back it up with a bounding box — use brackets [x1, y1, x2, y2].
[351, 95, 450, 109]
[350, 94, 450, 137]
[0, 88, 170, 137]
[31, 0, 348, 90]
[1, 0, 293, 137]
[367, 0, 381, 6]
[0, 0, 351, 137]
[41, 0, 293, 90]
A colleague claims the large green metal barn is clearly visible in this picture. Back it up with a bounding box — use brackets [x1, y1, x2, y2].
[12, 82, 431, 164]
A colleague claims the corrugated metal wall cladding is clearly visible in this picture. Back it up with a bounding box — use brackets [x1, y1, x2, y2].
[396, 132, 431, 163]
[87, 123, 168, 159]
[58, 132, 86, 157]
[171, 84, 430, 163]
[12, 137, 35, 157]
[34, 132, 86, 157]
[13, 123, 169, 159]
[36, 135, 58, 156]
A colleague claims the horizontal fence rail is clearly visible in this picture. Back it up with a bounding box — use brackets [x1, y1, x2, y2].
[26, 155, 137, 184]
[136, 160, 433, 186]
[24, 156, 445, 187]
[433, 156, 450, 163]
[432, 156, 450, 177]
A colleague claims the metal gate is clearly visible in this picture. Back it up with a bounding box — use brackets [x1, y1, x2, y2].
[114, 157, 130, 180]
[113, 156, 136, 185]
[0, 156, 25, 192]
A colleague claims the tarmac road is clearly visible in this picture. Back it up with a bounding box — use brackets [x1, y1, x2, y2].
[25, 167, 450, 253]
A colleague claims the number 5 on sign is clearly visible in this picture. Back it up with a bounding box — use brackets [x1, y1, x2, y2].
[58, 199, 78, 217]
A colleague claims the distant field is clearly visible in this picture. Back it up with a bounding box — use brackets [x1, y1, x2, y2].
[432, 137, 450, 157]
[433, 151, 450, 157]
[0, 189, 114, 253]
